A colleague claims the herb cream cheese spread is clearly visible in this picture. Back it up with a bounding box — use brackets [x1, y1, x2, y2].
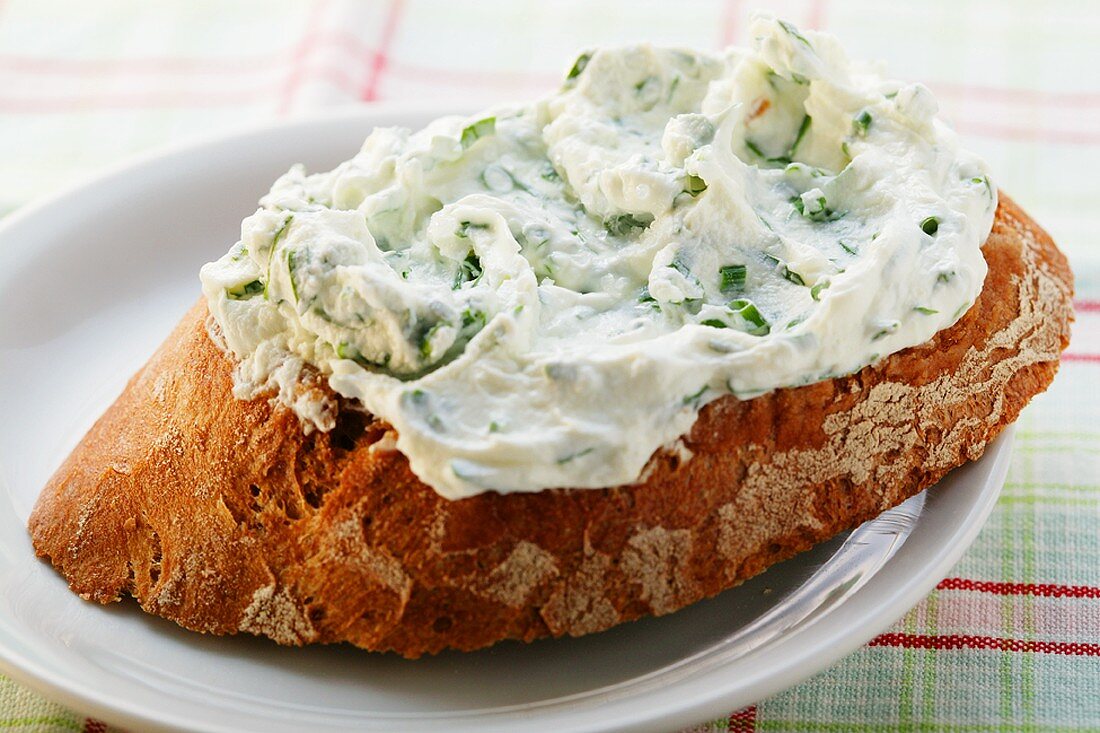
[200, 15, 996, 500]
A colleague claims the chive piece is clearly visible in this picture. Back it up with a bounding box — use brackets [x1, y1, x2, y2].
[786, 316, 805, 330]
[556, 447, 595, 465]
[914, 306, 939, 315]
[605, 213, 652, 237]
[746, 139, 791, 166]
[488, 421, 501, 433]
[779, 20, 813, 48]
[791, 194, 843, 223]
[684, 174, 707, 196]
[566, 52, 591, 82]
[839, 240, 858, 255]
[841, 140, 852, 158]
[460, 116, 496, 149]
[719, 264, 747, 292]
[788, 115, 812, 157]
[286, 249, 300, 302]
[729, 298, 770, 336]
[700, 318, 728, 329]
[853, 110, 872, 136]
[783, 267, 806, 286]
[226, 279, 263, 300]
[872, 320, 900, 341]
[638, 286, 660, 309]
[937, 270, 955, 284]
[461, 308, 486, 330]
[263, 214, 294, 300]
[810, 281, 829, 301]
[456, 220, 490, 238]
[920, 216, 940, 235]
[682, 385, 708, 406]
[764, 254, 806, 286]
[419, 322, 444, 360]
[453, 251, 483, 288]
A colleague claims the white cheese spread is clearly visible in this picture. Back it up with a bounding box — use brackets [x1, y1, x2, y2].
[200, 16, 996, 499]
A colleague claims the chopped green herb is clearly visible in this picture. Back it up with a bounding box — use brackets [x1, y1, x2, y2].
[566, 52, 591, 82]
[766, 254, 806, 285]
[853, 110, 872, 136]
[638, 286, 660, 309]
[682, 385, 708, 405]
[461, 308, 486, 330]
[786, 316, 806, 330]
[684, 174, 708, 196]
[263, 214, 294, 300]
[605, 212, 652, 237]
[226, 279, 263, 300]
[460, 116, 496, 149]
[791, 194, 844, 223]
[914, 306, 939, 315]
[729, 298, 770, 336]
[788, 115, 812, 157]
[556, 447, 595, 465]
[841, 140, 852, 158]
[456, 220, 489, 238]
[783, 268, 806, 286]
[419, 322, 444, 360]
[479, 164, 514, 192]
[488, 421, 501, 433]
[920, 216, 940, 235]
[453, 251, 483, 288]
[953, 301, 972, 320]
[839, 240, 858, 255]
[286, 249, 300, 302]
[810, 281, 829, 301]
[937, 270, 955, 284]
[719, 264, 747, 292]
[746, 139, 791, 166]
[700, 318, 728, 329]
[872, 320, 900, 341]
[779, 20, 813, 48]
[540, 163, 560, 182]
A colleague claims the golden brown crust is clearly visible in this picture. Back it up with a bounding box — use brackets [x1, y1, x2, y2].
[28, 196, 1074, 657]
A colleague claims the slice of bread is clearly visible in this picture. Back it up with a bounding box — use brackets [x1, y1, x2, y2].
[29, 195, 1072, 658]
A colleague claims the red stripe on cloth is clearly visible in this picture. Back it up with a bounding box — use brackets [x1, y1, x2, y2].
[1075, 299, 1100, 312]
[0, 52, 284, 75]
[937, 577, 1100, 599]
[719, 0, 741, 45]
[1063, 354, 1100, 364]
[931, 81, 1100, 109]
[279, 0, 331, 113]
[805, 0, 829, 30]
[0, 88, 274, 112]
[953, 119, 1100, 146]
[729, 704, 757, 732]
[82, 720, 107, 733]
[361, 0, 405, 102]
[869, 633, 1100, 656]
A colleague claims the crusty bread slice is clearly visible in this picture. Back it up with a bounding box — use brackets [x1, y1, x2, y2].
[28, 195, 1073, 658]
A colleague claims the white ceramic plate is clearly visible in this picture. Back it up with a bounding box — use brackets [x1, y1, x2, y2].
[0, 107, 1011, 733]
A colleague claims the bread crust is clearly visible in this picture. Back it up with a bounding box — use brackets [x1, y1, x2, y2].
[28, 196, 1073, 657]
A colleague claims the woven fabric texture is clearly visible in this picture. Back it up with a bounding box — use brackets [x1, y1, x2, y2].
[0, 1, 1096, 731]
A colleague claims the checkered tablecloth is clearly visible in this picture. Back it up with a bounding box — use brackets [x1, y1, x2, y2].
[1, 1, 1097, 731]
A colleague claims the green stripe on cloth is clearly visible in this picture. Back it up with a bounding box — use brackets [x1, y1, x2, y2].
[2, 1, 1099, 731]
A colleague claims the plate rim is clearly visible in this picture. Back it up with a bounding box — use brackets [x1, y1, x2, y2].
[0, 105, 1013, 733]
